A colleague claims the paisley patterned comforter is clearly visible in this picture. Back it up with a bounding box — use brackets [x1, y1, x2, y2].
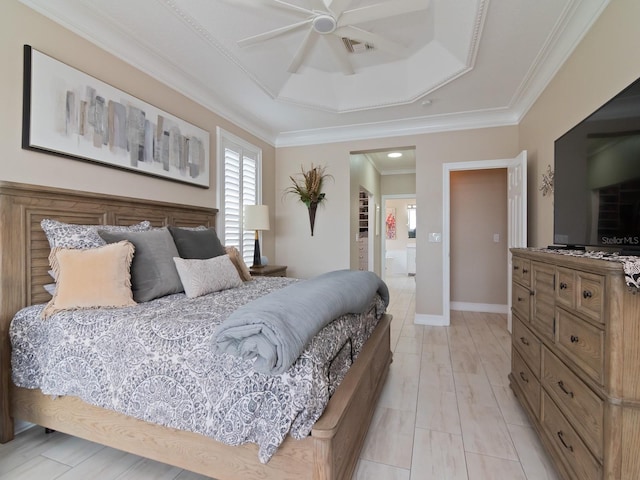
[10, 277, 386, 463]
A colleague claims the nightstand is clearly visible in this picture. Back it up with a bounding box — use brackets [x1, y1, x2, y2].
[249, 264, 287, 277]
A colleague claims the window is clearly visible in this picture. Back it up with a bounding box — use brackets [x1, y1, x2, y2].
[407, 204, 416, 238]
[217, 128, 262, 265]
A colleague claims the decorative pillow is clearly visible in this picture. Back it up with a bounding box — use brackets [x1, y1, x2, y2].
[42, 241, 136, 318]
[98, 227, 184, 302]
[173, 255, 243, 298]
[41, 219, 151, 250]
[225, 246, 252, 281]
[168, 226, 226, 259]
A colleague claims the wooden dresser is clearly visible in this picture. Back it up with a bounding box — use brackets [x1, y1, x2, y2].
[509, 249, 640, 480]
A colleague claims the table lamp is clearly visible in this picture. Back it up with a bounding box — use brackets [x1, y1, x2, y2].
[244, 205, 270, 268]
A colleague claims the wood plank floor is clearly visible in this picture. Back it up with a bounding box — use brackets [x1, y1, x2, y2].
[0, 275, 559, 480]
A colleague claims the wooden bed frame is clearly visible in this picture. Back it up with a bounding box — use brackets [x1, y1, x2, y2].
[0, 181, 392, 480]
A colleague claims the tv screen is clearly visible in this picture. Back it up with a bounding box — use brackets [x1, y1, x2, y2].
[553, 77, 640, 252]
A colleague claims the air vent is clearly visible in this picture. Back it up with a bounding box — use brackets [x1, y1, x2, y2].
[342, 37, 373, 54]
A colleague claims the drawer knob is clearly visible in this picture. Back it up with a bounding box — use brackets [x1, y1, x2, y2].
[570, 335, 579, 344]
[519, 371, 528, 383]
[582, 289, 593, 299]
[557, 431, 574, 452]
[519, 336, 530, 346]
[522, 268, 528, 274]
[517, 296, 524, 302]
[513, 265, 520, 271]
[559, 282, 567, 290]
[557, 380, 575, 398]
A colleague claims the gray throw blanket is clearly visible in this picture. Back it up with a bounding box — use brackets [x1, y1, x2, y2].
[213, 269, 389, 375]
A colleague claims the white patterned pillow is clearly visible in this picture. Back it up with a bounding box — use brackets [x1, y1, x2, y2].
[173, 255, 243, 298]
[41, 219, 151, 249]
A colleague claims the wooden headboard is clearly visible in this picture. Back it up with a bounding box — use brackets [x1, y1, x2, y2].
[0, 181, 217, 441]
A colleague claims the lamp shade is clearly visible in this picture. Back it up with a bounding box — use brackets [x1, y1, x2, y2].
[244, 205, 270, 231]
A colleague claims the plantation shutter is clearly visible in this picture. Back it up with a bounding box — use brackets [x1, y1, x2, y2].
[218, 129, 261, 266]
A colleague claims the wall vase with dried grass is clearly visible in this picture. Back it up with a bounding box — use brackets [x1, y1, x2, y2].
[284, 164, 333, 236]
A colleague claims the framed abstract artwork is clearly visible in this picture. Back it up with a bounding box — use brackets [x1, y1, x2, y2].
[22, 45, 210, 188]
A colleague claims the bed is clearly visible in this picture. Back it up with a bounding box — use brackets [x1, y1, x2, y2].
[0, 181, 392, 480]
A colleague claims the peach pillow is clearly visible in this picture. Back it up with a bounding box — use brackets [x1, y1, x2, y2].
[42, 241, 137, 318]
[225, 246, 252, 281]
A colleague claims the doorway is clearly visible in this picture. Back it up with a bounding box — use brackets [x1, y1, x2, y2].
[349, 147, 416, 276]
[381, 195, 417, 280]
[442, 151, 527, 331]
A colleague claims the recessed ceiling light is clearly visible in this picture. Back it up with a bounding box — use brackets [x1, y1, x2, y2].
[387, 152, 402, 158]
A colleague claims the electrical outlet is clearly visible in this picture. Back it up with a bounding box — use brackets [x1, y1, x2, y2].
[428, 232, 442, 243]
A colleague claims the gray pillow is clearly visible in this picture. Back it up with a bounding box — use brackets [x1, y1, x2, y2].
[98, 227, 183, 302]
[168, 226, 226, 259]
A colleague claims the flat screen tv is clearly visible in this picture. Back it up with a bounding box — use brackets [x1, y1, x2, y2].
[553, 76, 640, 254]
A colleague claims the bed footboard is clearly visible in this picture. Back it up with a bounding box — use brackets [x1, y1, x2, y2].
[312, 313, 392, 479]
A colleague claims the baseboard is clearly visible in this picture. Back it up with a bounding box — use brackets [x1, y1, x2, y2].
[414, 313, 449, 326]
[450, 302, 508, 314]
[14, 420, 34, 434]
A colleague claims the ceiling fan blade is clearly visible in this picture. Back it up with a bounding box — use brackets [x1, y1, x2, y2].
[271, 0, 315, 16]
[335, 26, 407, 57]
[326, 0, 352, 16]
[307, 0, 331, 11]
[339, 0, 429, 26]
[288, 30, 319, 73]
[324, 34, 355, 75]
[237, 18, 313, 47]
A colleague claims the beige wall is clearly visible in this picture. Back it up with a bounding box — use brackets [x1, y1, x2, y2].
[6, 1, 640, 320]
[0, 2, 277, 261]
[381, 173, 416, 196]
[520, 0, 640, 248]
[276, 127, 519, 316]
[450, 169, 508, 305]
[277, 1, 640, 319]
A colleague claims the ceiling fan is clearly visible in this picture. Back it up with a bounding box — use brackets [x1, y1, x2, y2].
[237, 0, 430, 75]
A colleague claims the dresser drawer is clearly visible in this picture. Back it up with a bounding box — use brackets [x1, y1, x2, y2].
[541, 391, 602, 480]
[513, 315, 541, 378]
[556, 308, 604, 385]
[512, 348, 540, 418]
[512, 256, 531, 287]
[512, 282, 531, 321]
[556, 267, 575, 310]
[531, 262, 556, 342]
[542, 347, 604, 460]
[576, 272, 605, 324]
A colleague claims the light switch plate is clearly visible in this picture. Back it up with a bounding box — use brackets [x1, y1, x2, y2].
[428, 232, 442, 243]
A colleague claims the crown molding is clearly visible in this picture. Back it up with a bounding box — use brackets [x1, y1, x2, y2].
[275, 108, 520, 147]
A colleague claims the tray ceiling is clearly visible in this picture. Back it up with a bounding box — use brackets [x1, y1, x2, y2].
[20, 0, 610, 146]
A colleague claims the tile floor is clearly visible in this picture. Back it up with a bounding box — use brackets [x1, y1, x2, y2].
[354, 274, 559, 480]
[0, 274, 560, 479]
